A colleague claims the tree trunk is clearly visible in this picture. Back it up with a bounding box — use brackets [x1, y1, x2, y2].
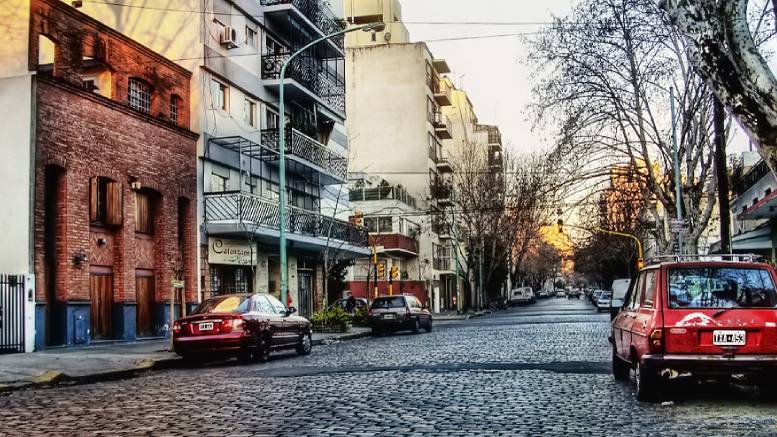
[714, 96, 732, 253]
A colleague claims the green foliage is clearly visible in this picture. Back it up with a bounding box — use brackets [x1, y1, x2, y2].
[352, 306, 369, 327]
[311, 306, 351, 328]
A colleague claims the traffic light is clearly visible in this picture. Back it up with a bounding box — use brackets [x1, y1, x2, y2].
[371, 247, 378, 265]
[390, 265, 399, 280]
[377, 262, 386, 278]
[637, 258, 645, 270]
[352, 211, 364, 228]
[557, 218, 564, 234]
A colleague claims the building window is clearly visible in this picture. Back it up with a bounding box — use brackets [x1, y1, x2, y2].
[90, 177, 123, 226]
[426, 62, 433, 90]
[427, 98, 437, 124]
[128, 78, 151, 113]
[211, 79, 228, 112]
[266, 35, 284, 55]
[246, 26, 257, 49]
[265, 180, 280, 200]
[210, 173, 228, 192]
[428, 133, 439, 160]
[244, 99, 257, 127]
[170, 95, 181, 125]
[364, 217, 393, 233]
[264, 107, 279, 129]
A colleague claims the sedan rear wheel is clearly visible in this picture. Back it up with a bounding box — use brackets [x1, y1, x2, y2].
[425, 319, 433, 333]
[255, 336, 271, 363]
[296, 332, 312, 356]
[412, 318, 421, 334]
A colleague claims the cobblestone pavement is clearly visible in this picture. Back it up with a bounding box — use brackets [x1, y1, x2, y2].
[3, 298, 777, 436]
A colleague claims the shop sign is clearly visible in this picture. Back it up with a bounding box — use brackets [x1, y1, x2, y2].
[208, 238, 256, 266]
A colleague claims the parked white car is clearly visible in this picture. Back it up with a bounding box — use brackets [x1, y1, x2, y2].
[509, 287, 535, 306]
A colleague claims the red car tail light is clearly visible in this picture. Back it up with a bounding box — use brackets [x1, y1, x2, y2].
[649, 328, 663, 353]
[173, 322, 182, 334]
[220, 318, 233, 334]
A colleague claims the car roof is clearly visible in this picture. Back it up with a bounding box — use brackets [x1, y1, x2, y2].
[642, 261, 773, 271]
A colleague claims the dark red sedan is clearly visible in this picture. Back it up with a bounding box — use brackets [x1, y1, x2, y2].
[173, 293, 312, 362]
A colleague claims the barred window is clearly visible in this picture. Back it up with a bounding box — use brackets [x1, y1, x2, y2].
[128, 78, 151, 113]
[170, 95, 180, 124]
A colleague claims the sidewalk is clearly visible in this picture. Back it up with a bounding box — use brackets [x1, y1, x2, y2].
[0, 328, 369, 393]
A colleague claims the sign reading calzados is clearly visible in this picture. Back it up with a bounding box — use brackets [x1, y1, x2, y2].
[208, 238, 256, 266]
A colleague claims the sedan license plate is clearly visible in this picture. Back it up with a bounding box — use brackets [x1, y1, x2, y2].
[713, 330, 746, 346]
[199, 322, 214, 331]
[382, 314, 396, 320]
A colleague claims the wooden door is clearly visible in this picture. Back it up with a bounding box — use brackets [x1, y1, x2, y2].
[136, 274, 155, 337]
[90, 273, 114, 340]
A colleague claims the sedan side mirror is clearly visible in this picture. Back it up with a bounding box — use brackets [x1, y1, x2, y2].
[287, 306, 297, 316]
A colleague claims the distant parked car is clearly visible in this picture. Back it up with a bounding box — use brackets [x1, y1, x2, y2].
[173, 293, 312, 362]
[538, 290, 550, 298]
[555, 290, 566, 298]
[592, 290, 605, 304]
[596, 292, 612, 312]
[368, 295, 432, 335]
[509, 287, 535, 306]
[611, 259, 777, 401]
[330, 297, 369, 313]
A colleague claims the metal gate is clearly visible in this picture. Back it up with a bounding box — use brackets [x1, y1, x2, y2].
[0, 275, 25, 354]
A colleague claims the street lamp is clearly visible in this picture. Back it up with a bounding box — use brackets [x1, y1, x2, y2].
[278, 22, 385, 306]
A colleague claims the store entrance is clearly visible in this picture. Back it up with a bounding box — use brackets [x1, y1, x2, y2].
[210, 265, 253, 295]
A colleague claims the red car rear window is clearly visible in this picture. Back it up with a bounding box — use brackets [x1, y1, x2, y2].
[192, 295, 251, 314]
[668, 267, 777, 309]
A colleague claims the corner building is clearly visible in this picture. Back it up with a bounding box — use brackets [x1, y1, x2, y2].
[29, 0, 198, 348]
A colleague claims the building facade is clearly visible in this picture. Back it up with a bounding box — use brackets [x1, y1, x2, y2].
[68, 0, 369, 319]
[23, 0, 198, 349]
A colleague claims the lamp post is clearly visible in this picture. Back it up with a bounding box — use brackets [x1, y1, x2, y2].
[277, 22, 385, 306]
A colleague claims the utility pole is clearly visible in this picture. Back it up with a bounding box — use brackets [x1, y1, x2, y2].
[714, 96, 732, 253]
[670, 87, 684, 255]
[452, 188, 462, 314]
[479, 238, 484, 310]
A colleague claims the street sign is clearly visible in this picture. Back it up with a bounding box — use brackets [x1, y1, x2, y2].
[171, 280, 185, 289]
[670, 218, 688, 234]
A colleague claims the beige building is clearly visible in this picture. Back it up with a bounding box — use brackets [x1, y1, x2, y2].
[344, 0, 503, 311]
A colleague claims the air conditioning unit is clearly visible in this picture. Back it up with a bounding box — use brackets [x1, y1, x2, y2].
[220, 26, 239, 49]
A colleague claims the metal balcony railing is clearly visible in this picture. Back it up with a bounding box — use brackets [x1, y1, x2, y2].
[204, 192, 369, 246]
[260, 0, 346, 50]
[349, 186, 417, 208]
[373, 234, 419, 255]
[431, 183, 452, 200]
[261, 53, 346, 114]
[261, 128, 347, 181]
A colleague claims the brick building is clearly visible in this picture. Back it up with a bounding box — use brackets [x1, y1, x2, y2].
[28, 0, 198, 348]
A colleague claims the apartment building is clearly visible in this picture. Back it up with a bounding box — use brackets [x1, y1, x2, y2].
[0, 0, 198, 350]
[67, 0, 370, 318]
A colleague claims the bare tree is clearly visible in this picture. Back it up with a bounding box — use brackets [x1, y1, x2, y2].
[662, 0, 777, 171]
[529, 0, 721, 254]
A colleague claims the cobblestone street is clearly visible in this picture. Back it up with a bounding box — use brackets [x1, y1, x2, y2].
[3, 298, 777, 436]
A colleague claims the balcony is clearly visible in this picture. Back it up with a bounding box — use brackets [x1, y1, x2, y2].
[260, 0, 345, 53]
[431, 182, 454, 207]
[432, 76, 451, 106]
[262, 53, 345, 116]
[349, 186, 417, 209]
[476, 124, 502, 146]
[432, 218, 451, 239]
[434, 112, 453, 140]
[261, 128, 347, 183]
[433, 257, 454, 272]
[204, 192, 369, 255]
[435, 156, 454, 173]
[372, 234, 419, 257]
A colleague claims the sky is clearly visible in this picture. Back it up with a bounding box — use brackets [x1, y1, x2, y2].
[400, 0, 576, 155]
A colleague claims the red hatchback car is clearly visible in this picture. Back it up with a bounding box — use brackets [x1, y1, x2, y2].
[611, 257, 777, 400]
[174, 293, 312, 362]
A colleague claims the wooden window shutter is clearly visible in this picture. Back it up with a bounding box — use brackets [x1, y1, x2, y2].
[135, 192, 153, 233]
[89, 177, 99, 222]
[106, 181, 123, 226]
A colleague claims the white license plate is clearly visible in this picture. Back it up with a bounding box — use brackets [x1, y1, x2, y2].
[199, 322, 214, 331]
[382, 314, 395, 320]
[713, 330, 746, 346]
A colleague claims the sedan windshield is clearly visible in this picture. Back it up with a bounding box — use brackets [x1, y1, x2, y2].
[192, 295, 251, 314]
[371, 297, 406, 308]
[668, 267, 777, 309]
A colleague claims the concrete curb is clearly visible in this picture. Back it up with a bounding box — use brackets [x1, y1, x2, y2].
[312, 330, 371, 346]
